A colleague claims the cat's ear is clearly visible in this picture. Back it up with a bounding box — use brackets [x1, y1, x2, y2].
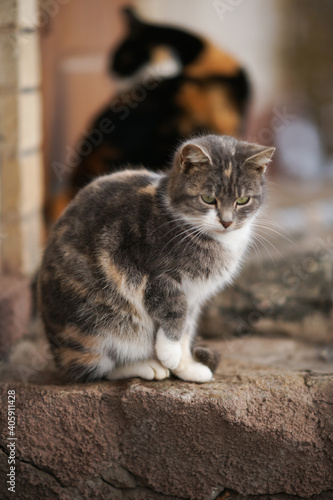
[180, 144, 212, 172]
[243, 145, 275, 173]
[122, 7, 143, 34]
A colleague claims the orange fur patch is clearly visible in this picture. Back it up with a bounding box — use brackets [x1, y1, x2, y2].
[184, 40, 239, 78]
[59, 326, 97, 351]
[136, 275, 148, 300]
[112, 169, 148, 180]
[57, 348, 100, 368]
[138, 184, 157, 196]
[176, 83, 240, 137]
[225, 161, 233, 178]
[98, 250, 124, 288]
[151, 45, 174, 63]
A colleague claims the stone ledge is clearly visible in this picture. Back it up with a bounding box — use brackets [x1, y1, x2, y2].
[0, 337, 332, 500]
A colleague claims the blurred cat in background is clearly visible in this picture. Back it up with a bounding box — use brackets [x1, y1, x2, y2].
[68, 7, 250, 199]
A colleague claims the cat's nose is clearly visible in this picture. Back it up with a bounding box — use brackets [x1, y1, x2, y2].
[221, 220, 232, 229]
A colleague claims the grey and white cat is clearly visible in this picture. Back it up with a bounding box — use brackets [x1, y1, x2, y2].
[38, 134, 274, 383]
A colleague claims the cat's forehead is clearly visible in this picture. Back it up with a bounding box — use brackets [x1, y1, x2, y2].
[217, 135, 237, 156]
[197, 135, 241, 162]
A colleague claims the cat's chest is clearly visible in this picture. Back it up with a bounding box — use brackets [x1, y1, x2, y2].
[181, 274, 224, 309]
[181, 224, 252, 308]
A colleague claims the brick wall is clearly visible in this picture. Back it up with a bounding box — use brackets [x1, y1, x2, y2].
[40, 0, 129, 222]
[0, 0, 43, 275]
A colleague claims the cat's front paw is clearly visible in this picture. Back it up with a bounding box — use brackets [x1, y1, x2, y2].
[147, 360, 170, 380]
[173, 361, 213, 383]
[156, 330, 182, 370]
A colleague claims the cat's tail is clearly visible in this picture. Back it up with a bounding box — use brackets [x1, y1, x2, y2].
[193, 345, 220, 374]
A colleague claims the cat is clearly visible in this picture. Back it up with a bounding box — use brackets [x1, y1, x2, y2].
[39, 134, 274, 383]
[59, 8, 250, 217]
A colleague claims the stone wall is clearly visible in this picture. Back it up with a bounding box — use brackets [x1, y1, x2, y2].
[0, 0, 43, 275]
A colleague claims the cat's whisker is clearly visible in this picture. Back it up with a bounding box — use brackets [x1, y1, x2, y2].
[252, 224, 296, 246]
[253, 230, 287, 260]
[159, 223, 188, 240]
[249, 238, 263, 267]
[252, 234, 278, 270]
[168, 221, 208, 254]
[257, 210, 288, 230]
[181, 225, 208, 255]
[150, 220, 188, 241]
[265, 180, 281, 188]
[160, 224, 200, 254]
[256, 217, 292, 235]
[252, 234, 279, 270]
[150, 216, 188, 235]
[256, 216, 289, 232]
[174, 224, 206, 250]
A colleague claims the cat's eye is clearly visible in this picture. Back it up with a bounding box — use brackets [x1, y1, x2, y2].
[236, 196, 250, 205]
[201, 195, 216, 205]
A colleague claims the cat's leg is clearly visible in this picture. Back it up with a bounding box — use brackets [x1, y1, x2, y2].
[155, 328, 182, 370]
[106, 359, 169, 381]
[144, 277, 187, 370]
[145, 277, 212, 382]
[173, 309, 213, 383]
[173, 333, 213, 383]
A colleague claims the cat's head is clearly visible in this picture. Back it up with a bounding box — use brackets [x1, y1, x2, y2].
[168, 135, 275, 237]
[111, 7, 203, 77]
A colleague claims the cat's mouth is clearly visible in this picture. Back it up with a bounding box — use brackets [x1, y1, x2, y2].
[216, 224, 236, 233]
[211, 223, 243, 236]
[206, 226, 235, 239]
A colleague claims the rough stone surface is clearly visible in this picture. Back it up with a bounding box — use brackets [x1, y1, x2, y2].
[199, 250, 333, 344]
[0, 275, 31, 359]
[0, 334, 332, 500]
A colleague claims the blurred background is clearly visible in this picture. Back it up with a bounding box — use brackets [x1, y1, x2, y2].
[0, 0, 332, 380]
[1, 0, 333, 276]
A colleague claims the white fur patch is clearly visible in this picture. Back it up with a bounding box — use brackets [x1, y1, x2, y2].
[173, 361, 213, 383]
[106, 359, 169, 381]
[177, 213, 253, 308]
[216, 221, 252, 251]
[96, 333, 154, 365]
[96, 356, 115, 377]
[182, 222, 252, 302]
[156, 328, 182, 370]
[181, 273, 224, 309]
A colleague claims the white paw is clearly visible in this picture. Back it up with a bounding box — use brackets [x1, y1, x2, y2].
[173, 361, 213, 383]
[106, 363, 156, 381]
[147, 360, 170, 380]
[156, 330, 182, 370]
[135, 365, 155, 380]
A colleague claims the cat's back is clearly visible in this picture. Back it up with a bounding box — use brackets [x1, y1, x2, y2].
[42, 168, 163, 272]
[69, 168, 162, 215]
[54, 169, 162, 238]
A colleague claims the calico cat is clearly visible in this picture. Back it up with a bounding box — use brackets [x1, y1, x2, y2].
[39, 135, 274, 383]
[67, 8, 250, 202]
